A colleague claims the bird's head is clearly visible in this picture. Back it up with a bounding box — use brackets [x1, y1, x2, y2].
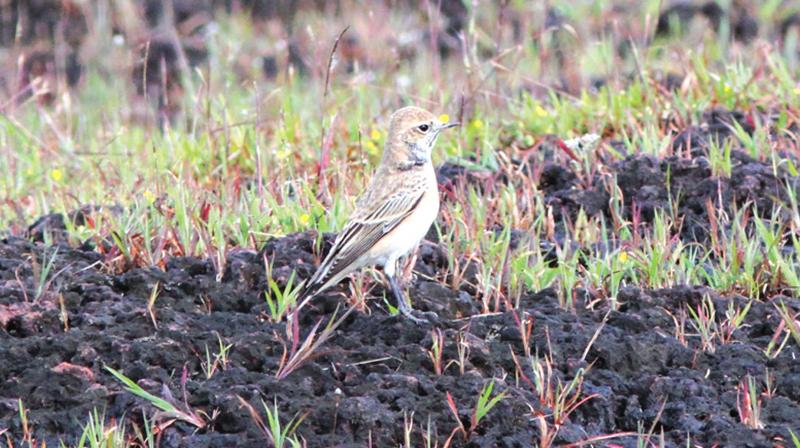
[383, 106, 458, 170]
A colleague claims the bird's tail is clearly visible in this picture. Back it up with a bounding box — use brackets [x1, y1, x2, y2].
[296, 277, 322, 311]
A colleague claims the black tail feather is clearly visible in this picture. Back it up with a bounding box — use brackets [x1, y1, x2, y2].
[296, 278, 320, 309]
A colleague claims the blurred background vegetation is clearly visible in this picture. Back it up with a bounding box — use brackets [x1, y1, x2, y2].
[2, 0, 800, 277]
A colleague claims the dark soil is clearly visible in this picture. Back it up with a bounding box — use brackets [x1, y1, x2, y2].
[538, 147, 794, 242]
[2, 212, 800, 446]
[439, 109, 797, 246]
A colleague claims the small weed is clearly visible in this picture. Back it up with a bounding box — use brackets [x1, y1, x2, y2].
[449, 331, 471, 376]
[403, 411, 414, 448]
[444, 379, 506, 445]
[737, 374, 763, 430]
[276, 305, 353, 380]
[202, 332, 233, 379]
[146, 282, 160, 329]
[511, 344, 599, 447]
[789, 429, 800, 448]
[265, 258, 303, 322]
[686, 294, 751, 353]
[774, 299, 800, 348]
[105, 366, 208, 430]
[72, 409, 126, 448]
[472, 380, 507, 430]
[18, 399, 32, 446]
[428, 328, 445, 375]
[32, 247, 62, 301]
[237, 397, 306, 448]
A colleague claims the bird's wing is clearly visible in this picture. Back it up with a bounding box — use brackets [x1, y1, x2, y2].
[304, 189, 425, 293]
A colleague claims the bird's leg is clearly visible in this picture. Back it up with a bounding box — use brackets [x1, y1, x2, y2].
[388, 273, 410, 313]
[385, 259, 426, 323]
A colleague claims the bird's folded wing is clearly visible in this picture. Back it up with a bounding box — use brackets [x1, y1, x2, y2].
[307, 190, 425, 289]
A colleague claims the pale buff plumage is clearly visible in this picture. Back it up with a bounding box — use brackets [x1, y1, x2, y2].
[300, 106, 457, 321]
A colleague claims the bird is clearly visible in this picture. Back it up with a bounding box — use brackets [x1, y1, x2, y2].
[299, 106, 458, 321]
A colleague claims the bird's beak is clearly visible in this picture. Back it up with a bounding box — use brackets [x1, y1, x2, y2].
[436, 121, 460, 131]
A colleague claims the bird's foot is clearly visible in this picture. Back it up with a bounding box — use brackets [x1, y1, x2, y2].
[397, 302, 439, 324]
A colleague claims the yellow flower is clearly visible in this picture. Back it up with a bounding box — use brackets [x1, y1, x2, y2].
[143, 190, 156, 204]
[470, 119, 483, 130]
[438, 114, 450, 124]
[50, 168, 63, 183]
[364, 139, 379, 155]
[369, 128, 382, 141]
[299, 213, 310, 227]
[618, 251, 629, 263]
[534, 104, 548, 118]
[722, 84, 732, 94]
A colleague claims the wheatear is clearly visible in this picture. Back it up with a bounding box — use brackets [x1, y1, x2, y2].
[300, 106, 458, 321]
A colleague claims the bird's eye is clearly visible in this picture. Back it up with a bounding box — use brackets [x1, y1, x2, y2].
[418, 124, 430, 132]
